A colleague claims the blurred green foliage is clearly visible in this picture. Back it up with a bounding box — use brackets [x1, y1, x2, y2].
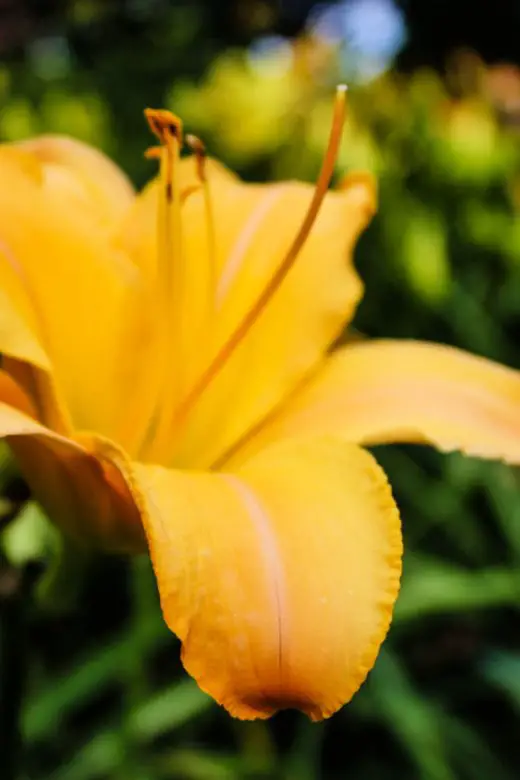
[2, 1, 520, 778]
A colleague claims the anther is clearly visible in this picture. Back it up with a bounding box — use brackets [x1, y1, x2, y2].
[186, 134, 207, 182]
[144, 108, 183, 146]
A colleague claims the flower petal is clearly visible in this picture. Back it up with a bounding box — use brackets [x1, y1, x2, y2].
[230, 340, 520, 465]
[0, 228, 70, 432]
[0, 145, 148, 448]
[16, 135, 134, 227]
[0, 241, 49, 370]
[111, 437, 402, 720]
[0, 370, 37, 417]
[0, 393, 144, 552]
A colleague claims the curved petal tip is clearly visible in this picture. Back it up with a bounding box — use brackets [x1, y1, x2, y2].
[126, 438, 402, 721]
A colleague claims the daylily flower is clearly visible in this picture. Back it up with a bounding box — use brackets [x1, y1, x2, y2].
[1, 87, 520, 721]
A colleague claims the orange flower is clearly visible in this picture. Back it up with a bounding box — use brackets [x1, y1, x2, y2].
[1, 88, 520, 720]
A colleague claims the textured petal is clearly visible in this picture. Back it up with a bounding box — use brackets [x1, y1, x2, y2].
[230, 340, 520, 466]
[111, 437, 402, 720]
[17, 135, 134, 227]
[0, 400, 144, 552]
[0, 146, 149, 448]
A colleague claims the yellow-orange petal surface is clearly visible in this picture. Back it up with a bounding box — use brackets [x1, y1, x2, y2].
[16, 135, 134, 228]
[112, 437, 402, 720]
[0, 145, 150, 449]
[0, 242, 49, 371]
[0, 370, 37, 418]
[0, 396, 144, 552]
[229, 340, 520, 466]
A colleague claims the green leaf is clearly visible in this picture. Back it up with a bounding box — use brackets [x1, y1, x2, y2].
[129, 680, 212, 740]
[367, 648, 457, 780]
[395, 555, 520, 622]
[23, 613, 168, 742]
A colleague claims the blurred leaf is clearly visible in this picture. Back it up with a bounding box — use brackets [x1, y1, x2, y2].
[481, 464, 520, 563]
[0, 98, 38, 140]
[23, 613, 168, 742]
[368, 649, 456, 780]
[2, 502, 56, 568]
[130, 679, 212, 740]
[480, 650, 520, 707]
[35, 530, 91, 616]
[284, 719, 324, 780]
[443, 716, 514, 780]
[41, 682, 213, 780]
[396, 555, 520, 622]
[401, 207, 451, 304]
[434, 101, 509, 183]
[156, 749, 241, 780]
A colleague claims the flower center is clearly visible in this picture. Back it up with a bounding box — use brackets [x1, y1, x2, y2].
[143, 86, 347, 463]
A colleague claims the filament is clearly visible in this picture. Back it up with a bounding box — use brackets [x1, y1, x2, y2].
[186, 134, 217, 325]
[143, 109, 185, 456]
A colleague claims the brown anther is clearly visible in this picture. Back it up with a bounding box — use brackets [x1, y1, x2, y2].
[144, 108, 183, 146]
[186, 133, 207, 181]
[186, 134, 206, 156]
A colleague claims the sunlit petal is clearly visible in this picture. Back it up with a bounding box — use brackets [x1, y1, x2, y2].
[0, 146, 149, 449]
[109, 437, 401, 720]
[17, 135, 134, 227]
[230, 340, 520, 465]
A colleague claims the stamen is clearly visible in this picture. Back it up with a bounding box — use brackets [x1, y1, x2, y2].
[173, 85, 348, 430]
[145, 109, 182, 145]
[185, 134, 207, 182]
[144, 108, 185, 451]
[144, 108, 184, 285]
[186, 134, 217, 330]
